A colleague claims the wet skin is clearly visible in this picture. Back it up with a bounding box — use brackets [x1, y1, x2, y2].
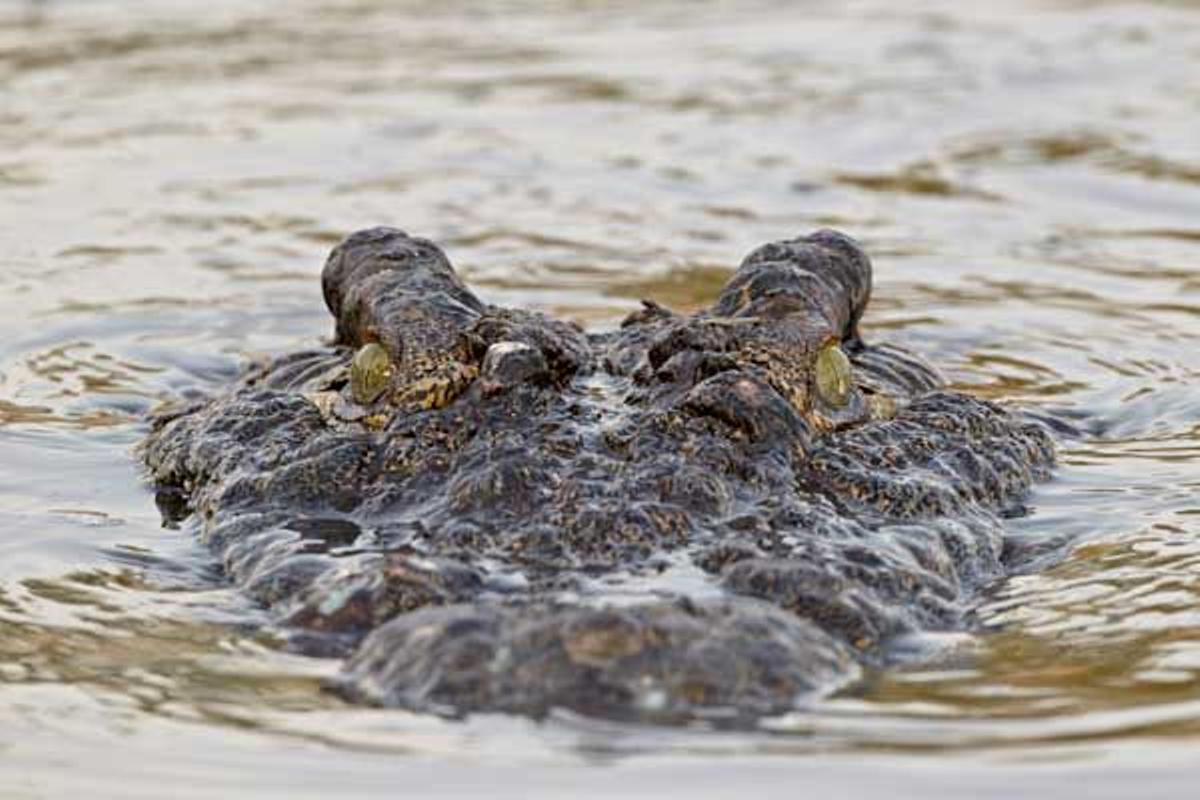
[142, 228, 1055, 723]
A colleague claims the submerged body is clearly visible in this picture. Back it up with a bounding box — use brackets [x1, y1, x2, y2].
[142, 228, 1054, 722]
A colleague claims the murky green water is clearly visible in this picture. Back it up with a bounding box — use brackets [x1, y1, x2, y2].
[1, 0, 1199, 796]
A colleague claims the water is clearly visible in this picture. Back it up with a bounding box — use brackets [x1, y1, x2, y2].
[1, 0, 1198, 795]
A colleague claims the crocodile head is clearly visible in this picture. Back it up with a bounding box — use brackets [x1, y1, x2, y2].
[143, 227, 1054, 724]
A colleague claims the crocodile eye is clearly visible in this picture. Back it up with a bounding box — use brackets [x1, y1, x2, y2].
[815, 342, 853, 408]
[350, 342, 393, 404]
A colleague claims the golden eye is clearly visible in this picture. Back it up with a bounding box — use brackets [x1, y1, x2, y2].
[350, 342, 393, 405]
[815, 342, 853, 409]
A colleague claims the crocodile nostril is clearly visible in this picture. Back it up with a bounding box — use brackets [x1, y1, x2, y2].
[481, 341, 550, 393]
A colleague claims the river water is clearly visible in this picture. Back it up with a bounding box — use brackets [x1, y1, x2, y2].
[1, 0, 1198, 796]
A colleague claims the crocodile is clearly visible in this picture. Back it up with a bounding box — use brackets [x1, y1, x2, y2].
[142, 227, 1055, 724]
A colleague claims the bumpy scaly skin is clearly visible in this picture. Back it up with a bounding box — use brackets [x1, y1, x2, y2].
[142, 227, 1055, 723]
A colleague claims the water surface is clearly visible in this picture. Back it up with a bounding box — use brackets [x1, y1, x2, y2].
[2, 0, 1199, 796]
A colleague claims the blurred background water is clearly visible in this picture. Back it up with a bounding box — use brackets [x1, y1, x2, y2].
[1, 0, 1198, 796]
